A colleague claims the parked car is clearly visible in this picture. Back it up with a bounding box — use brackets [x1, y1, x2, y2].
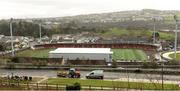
[86, 70, 104, 79]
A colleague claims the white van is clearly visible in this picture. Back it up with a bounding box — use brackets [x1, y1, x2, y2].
[86, 70, 104, 79]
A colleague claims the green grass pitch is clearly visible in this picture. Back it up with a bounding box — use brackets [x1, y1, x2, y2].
[112, 49, 147, 61]
[15, 48, 54, 58]
[15, 48, 147, 61]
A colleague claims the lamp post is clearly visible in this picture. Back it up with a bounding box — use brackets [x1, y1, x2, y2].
[174, 15, 178, 60]
[39, 23, 42, 43]
[153, 17, 156, 44]
[9, 18, 14, 56]
[161, 63, 164, 90]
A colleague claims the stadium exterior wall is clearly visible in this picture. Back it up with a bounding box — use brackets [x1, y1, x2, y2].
[34, 43, 157, 51]
[49, 53, 112, 62]
[49, 48, 113, 62]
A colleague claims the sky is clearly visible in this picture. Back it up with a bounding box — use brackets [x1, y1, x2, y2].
[0, 0, 180, 19]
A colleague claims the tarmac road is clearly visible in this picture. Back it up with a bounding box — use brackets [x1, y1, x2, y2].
[0, 69, 180, 82]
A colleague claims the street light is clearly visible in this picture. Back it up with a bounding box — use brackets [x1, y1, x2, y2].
[174, 15, 178, 60]
[39, 23, 42, 44]
[153, 17, 156, 44]
[9, 18, 14, 56]
[161, 63, 164, 90]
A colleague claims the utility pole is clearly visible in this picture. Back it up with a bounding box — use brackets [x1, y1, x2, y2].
[161, 63, 164, 90]
[39, 23, 42, 44]
[174, 15, 178, 60]
[126, 68, 129, 91]
[153, 17, 156, 44]
[10, 18, 14, 56]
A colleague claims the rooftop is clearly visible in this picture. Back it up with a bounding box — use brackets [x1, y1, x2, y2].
[49, 48, 113, 54]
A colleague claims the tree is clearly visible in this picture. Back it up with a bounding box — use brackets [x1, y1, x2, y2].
[0, 20, 49, 37]
[66, 82, 81, 90]
[0, 43, 6, 51]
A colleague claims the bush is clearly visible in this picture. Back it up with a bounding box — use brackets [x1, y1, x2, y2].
[29, 77, 32, 81]
[66, 82, 81, 90]
[7, 63, 15, 69]
[11, 57, 19, 63]
[142, 62, 158, 69]
[24, 76, 28, 80]
[111, 60, 117, 68]
[33, 61, 47, 67]
[168, 60, 180, 65]
[134, 68, 142, 73]
[0, 44, 6, 51]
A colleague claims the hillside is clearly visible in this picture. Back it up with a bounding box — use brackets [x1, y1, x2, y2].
[35, 9, 180, 31]
[0, 9, 179, 38]
[100, 28, 174, 40]
[40, 9, 180, 24]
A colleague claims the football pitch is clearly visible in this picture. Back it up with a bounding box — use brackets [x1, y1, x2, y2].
[15, 48, 148, 61]
[15, 48, 54, 58]
[112, 49, 147, 61]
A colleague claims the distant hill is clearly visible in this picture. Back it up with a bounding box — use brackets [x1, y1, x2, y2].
[36, 9, 179, 23]
[0, 9, 180, 37]
[30, 9, 180, 30]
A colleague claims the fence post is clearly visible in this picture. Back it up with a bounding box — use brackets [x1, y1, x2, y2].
[89, 85, 91, 90]
[27, 82, 29, 90]
[46, 83, 48, 90]
[17, 81, 19, 86]
[8, 81, 10, 86]
[66, 84, 68, 90]
[56, 84, 58, 90]
[36, 83, 38, 90]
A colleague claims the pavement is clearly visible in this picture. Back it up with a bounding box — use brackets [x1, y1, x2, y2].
[37, 76, 49, 83]
[162, 51, 180, 60]
[112, 78, 180, 85]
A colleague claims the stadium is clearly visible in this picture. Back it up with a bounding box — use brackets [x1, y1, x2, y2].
[14, 43, 157, 65]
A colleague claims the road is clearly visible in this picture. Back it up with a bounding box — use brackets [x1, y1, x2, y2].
[0, 69, 180, 82]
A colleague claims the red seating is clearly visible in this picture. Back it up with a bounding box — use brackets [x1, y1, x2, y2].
[35, 43, 157, 51]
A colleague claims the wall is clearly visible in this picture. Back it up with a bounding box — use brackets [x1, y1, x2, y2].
[178, 32, 180, 48]
[35, 43, 157, 51]
[49, 53, 112, 62]
[11, 57, 63, 65]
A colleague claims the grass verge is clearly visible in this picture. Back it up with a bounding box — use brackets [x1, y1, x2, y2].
[42, 78, 180, 90]
[169, 53, 180, 60]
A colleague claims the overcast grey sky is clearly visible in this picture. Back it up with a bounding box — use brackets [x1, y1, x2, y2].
[0, 0, 180, 19]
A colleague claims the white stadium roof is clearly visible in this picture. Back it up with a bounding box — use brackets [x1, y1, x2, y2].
[49, 48, 113, 54]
